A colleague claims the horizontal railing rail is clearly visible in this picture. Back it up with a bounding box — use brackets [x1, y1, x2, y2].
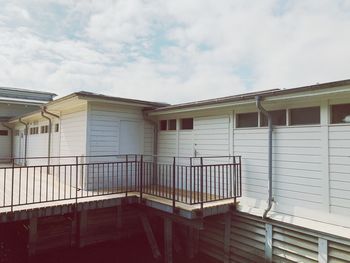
[0, 155, 242, 214]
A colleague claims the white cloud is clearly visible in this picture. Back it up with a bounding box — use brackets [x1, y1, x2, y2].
[0, 0, 349, 103]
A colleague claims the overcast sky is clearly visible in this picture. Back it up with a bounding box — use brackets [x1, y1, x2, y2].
[0, 0, 349, 103]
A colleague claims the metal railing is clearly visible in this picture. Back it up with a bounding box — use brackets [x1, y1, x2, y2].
[0, 155, 241, 213]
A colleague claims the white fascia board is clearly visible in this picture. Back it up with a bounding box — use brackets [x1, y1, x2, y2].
[148, 86, 350, 116]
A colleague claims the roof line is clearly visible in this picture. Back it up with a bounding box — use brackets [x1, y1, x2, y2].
[0, 86, 57, 97]
[148, 79, 350, 113]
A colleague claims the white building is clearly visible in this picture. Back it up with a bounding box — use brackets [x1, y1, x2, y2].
[0, 87, 56, 162]
[4, 79, 350, 260]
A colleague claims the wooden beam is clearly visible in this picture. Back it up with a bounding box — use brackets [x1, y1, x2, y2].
[28, 216, 38, 256]
[164, 217, 173, 263]
[139, 213, 161, 260]
[224, 212, 231, 263]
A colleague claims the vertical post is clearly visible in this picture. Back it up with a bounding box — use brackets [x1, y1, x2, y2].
[224, 212, 231, 263]
[11, 158, 15, 212]
[318, 238, 328, 263]
[126, 155, 128, 197]
[172, 157, 176, 212]
[200, 157, 204, 212]
[164, 217, 173, 263]
[75, 156, 79, 205]
[140, 155, 143, 202]
[28, 215, 38, 256]
[265, 223, 273, 262]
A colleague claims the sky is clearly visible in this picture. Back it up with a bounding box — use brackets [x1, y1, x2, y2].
[0, 0, 349, 104]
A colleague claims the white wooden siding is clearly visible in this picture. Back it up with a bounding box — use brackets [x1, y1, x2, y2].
[60, 109, 87, 161]
[234, 126, 323, 211]
[87, 103, 148, 157]
[194, 115, 230, 157]
[329, 125, 350, 216]
[26, 120, 50, 165]
[0, 123, 11, 161]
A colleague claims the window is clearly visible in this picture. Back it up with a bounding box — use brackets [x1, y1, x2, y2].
[160, 120, 167, 131]
[236, 112, 258, 128]
[30, 127, 39, 135]
[55, 123, 60, 132]
[180, 118, 193, 130]
[41, 125, 49, 134]
[15, 130, 19, 136]
[260, 110, 286, 126]
[331, 104, 350, 124]
[290, 107, 320, 125]
[168, 119, 177, 130]
[0, 130, 8, 136]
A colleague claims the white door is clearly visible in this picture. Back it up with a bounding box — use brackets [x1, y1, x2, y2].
[119, 120, 142, 154]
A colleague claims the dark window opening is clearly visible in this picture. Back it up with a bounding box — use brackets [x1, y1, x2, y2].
[30, 127, 39, 135]
[41, 125, 49, 134]
[0, 130, 8, 136]
[331, 104, 350, 124]
[180, 118, 193, 130]
[55, 123, 60, 132]
[160, 120, 167, 131]
[168, 119, 177, 130]
[290, 107, 320, 125]
[236, 112, 258, 128]
[260, 110, 286, 126]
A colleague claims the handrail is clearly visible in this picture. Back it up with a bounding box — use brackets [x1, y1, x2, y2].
[0, 155, 242, 213]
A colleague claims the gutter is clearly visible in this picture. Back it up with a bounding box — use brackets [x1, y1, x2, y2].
[19, 118, 28, 166]
[41, 107, 60, 166]
[255, 96, 273, 219]
[2, 122, 13, 159]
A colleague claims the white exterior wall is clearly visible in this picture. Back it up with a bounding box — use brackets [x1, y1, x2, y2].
[86, 102, 151, 157]
[59, 107, 87, 161]
[329, 125, 350, 216]
[0, 123, 11, 161]
[154, 98, 350, 230]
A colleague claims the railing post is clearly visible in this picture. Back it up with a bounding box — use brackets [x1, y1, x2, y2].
[140, 155, 143, 202]
[75, 156, 79, 206]
[172, 157, 176, 212]
[200, 157, 204, 213]
[125, 155, 128, 197]
[11, 158, 15, 212]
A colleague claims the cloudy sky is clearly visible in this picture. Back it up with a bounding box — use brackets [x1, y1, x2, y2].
[0, 0, 349, 103]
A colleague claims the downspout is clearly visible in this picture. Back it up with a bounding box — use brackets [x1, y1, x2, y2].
[255, 96, 273, 219]
[41, 111, 52, 165]
[2, 122, 13, 159]
[41, 107, 60, 166]
[19, 118, 28, 166]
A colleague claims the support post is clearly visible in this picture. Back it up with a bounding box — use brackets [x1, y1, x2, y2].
[265, 223, 273, 262]
[224, 212, 231, 263]
[318, 238, 328, 263]
[79, 210, 88, 248]
[116, 205, 123, 240]
[140, 213, 161, 260]
[28, 216, 38, 256]
[164, 217, 173, 263]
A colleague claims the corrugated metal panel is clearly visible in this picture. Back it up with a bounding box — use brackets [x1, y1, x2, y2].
[230, 215, 265, 263]
[328, 240, 350, 263]
[272, 226, 318, 263]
